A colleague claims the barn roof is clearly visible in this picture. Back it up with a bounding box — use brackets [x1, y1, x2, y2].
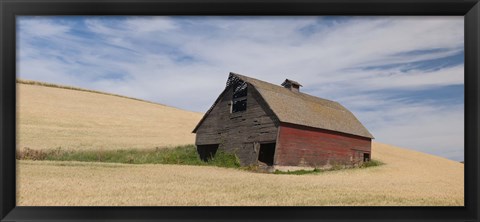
[193, 72, 374, 139]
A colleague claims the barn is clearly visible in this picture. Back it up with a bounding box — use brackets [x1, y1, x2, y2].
[192, 72, 374, 169]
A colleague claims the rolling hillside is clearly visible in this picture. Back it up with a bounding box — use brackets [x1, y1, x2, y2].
[17, 80, 203, 151]
[15, 80, 464, 206]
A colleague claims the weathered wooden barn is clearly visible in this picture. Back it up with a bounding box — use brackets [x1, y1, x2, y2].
[192, 72, 374, 168]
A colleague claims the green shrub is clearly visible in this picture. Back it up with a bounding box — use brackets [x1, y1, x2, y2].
[207, 150, 241, 168]
[360, 159, 384, 168]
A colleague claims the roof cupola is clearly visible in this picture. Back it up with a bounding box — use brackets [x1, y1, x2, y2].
[281, 79, 302, 92]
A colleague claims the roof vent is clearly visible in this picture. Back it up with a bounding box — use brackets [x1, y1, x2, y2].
[281, 79, 302, 92]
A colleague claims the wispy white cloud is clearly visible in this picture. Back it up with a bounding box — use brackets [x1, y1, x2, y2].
[335, 65, 464, 92]
[17, 18, 71, 37]
[124, 16, 177, 33]
[16, 16, 464, 161]
[363, 102, 464, 159]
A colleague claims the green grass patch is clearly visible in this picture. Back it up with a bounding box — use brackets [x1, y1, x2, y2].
[17, 145, 241, 168]
[359, 159, 384, 168]
[17, 146, 383, 173]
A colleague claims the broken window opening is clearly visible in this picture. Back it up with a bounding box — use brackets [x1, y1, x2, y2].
[233, 81, 248, 98]
[232, 98, 247, 113]
[231, 80, 247, 113]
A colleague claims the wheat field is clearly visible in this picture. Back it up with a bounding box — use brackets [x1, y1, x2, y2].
[16, 81, 464, 206]
[17, 82, 203, 151]
[17, 142, 464, 206]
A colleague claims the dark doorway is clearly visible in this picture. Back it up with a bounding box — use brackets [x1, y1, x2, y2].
[258, 143, 276, 166]
[197, 144, 219, 162]
[363, 153, 370, 162]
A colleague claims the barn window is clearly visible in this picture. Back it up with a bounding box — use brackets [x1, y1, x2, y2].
[231, 80, 247, 113]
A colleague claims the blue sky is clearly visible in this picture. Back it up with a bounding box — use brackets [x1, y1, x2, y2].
[17, 16, 464, 161]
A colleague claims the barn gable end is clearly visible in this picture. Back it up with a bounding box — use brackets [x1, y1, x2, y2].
[194, 80, 279, 165]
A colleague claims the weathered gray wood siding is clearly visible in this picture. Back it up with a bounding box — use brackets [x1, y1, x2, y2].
[195, 84, 278, 165]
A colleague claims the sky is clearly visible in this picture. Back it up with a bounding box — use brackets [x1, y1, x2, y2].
[16, 16, 464, 161]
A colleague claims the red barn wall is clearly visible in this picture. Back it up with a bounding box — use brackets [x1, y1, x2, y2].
[275, 123, 371, 167]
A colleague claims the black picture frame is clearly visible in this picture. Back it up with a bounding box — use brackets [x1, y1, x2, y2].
[1, 0, 479, 221]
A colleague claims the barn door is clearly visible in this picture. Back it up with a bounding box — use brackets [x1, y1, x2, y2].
[258, 143, 276, 166]
[363, 153, 370, 162]
[197, 144, 219, 162]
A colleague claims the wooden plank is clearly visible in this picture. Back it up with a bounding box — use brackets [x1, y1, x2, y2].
[195, 85, 278, 165]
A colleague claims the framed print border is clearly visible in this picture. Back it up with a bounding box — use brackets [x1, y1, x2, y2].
[1, 0, 479, 221]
